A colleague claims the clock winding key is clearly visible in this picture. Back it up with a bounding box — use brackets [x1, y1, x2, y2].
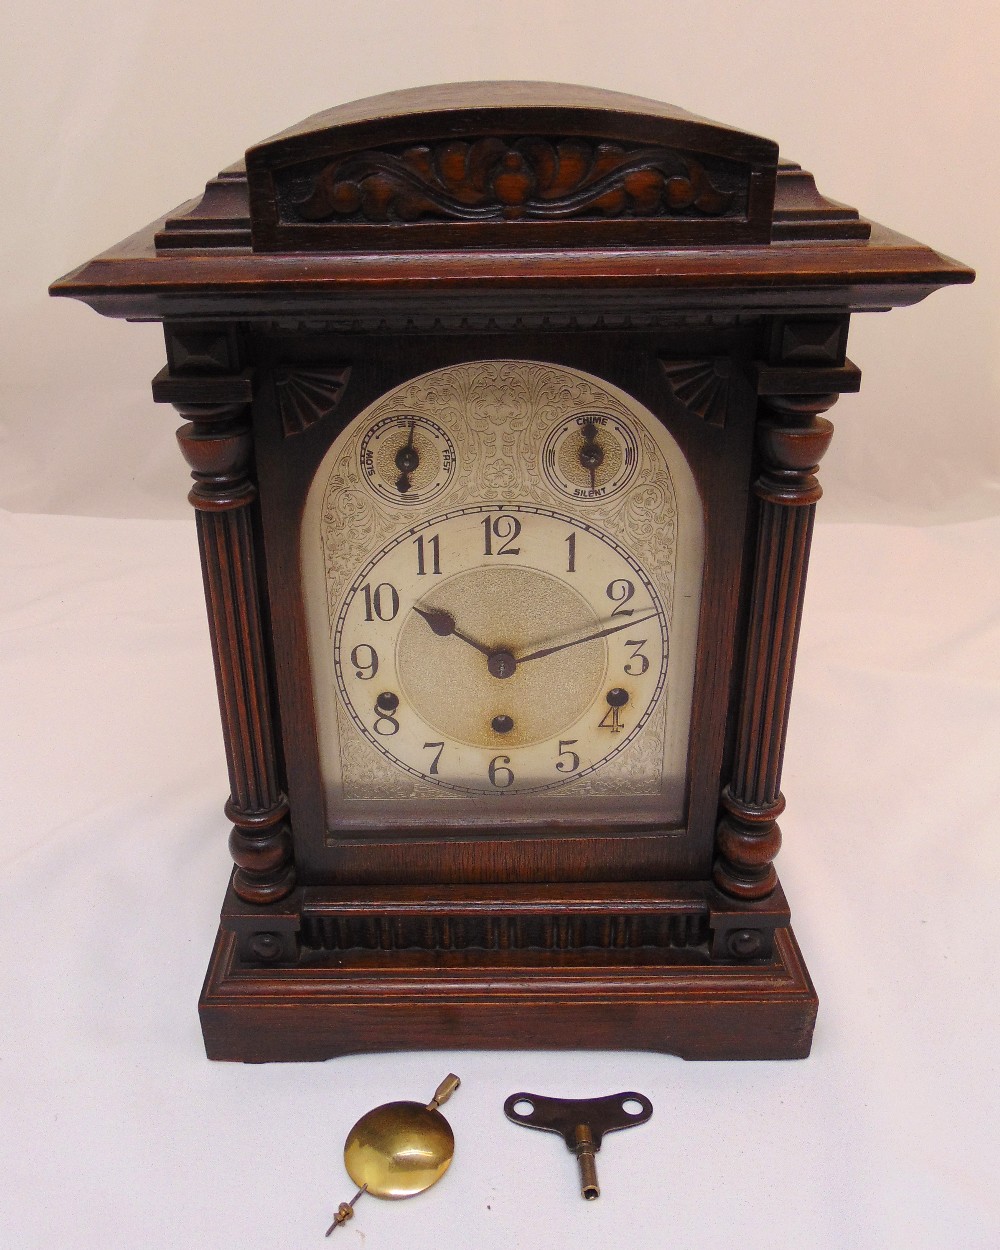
[503, 1090, 652, 1200]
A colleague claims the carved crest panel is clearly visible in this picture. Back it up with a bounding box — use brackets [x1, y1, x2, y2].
[289, 139, 737, 225]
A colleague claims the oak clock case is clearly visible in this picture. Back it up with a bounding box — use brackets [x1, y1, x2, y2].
[49, 82, 973, 1063]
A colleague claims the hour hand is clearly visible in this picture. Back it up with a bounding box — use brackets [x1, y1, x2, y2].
[413, 606, 493, 658]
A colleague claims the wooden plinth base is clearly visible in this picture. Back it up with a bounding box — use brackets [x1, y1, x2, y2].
[199, 922, 817, 1062]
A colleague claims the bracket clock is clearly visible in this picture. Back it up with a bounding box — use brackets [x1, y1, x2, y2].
[50, 83, 973, 1061]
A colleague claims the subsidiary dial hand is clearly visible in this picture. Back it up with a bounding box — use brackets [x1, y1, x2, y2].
[517, 612, 658, 665]
[413, 605, 494, 659]
[394, 418, 419, 493]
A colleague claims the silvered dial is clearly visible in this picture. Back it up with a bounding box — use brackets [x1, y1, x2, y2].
[333, 505, 668, 795]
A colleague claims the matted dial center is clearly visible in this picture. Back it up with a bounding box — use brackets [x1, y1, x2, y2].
[397, 566, 607, 750]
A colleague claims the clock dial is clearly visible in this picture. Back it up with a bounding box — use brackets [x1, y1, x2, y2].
[333, 506, 668, 794]
[303, 359, 704, 830]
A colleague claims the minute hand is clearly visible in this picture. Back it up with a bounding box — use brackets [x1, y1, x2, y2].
[517, 612, 658, 665]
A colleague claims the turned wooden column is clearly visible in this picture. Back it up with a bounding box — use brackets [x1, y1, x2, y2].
[154, 364, 296, 904]
[711, 319, 866, 904]
[714, 391, 836, 899]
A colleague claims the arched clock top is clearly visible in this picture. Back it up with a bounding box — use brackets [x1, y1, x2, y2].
[244, 82, 779, 251]
[132, 82, 894, 260]
[51, 81, 971, 321]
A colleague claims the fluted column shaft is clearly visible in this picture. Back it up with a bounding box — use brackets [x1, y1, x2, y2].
[714, 392, 837, 900]
[172, 395, 296, 904]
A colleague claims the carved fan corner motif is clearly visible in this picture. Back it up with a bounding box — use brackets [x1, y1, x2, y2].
[275, 366, 351, 436]
[659, 358, 732, 426]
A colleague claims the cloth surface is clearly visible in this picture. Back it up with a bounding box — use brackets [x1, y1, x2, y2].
[4, 3, 997, 1244]
[1, 508, 998, 1249]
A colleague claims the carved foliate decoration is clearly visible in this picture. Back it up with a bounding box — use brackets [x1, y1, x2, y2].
[659, 358, 732, 426]
[274, 366, 351, 436]
[246, 88, 780, 249]
[290, 139, 735, 225]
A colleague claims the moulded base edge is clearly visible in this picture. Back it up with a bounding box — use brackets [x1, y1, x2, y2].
[198, 923, 817, 1062]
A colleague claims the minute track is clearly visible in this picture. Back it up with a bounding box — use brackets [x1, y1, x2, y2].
[333, 502, 670, 795]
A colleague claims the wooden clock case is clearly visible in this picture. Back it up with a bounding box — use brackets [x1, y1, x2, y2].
[50, 83, 973, 1062]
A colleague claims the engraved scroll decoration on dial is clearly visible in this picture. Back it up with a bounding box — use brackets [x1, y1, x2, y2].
[307, 358, 699, 815]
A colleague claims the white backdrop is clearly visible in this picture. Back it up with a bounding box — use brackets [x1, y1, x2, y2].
[6, 0, 998, 524]
[3, 4, 999, 1249]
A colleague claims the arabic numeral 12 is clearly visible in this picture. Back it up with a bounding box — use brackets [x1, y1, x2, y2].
[483, 514, 521, 556]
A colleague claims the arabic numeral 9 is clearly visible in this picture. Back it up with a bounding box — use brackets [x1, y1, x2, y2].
[350, 644, 379, 679]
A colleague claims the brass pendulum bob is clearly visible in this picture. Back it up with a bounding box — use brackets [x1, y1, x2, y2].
[325, 1073, 461, 1235]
